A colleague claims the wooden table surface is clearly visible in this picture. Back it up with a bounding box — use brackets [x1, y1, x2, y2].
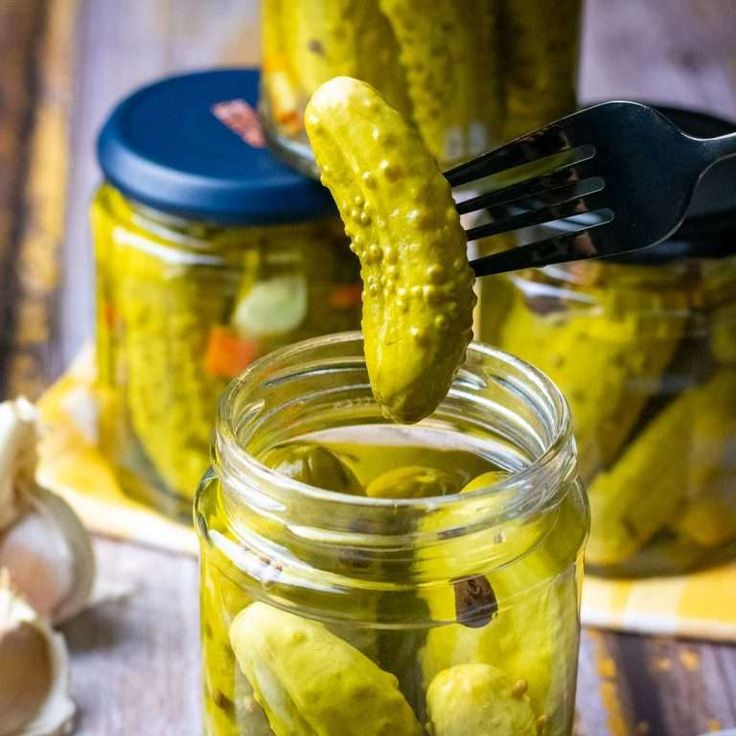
[1, 1, 735, 734]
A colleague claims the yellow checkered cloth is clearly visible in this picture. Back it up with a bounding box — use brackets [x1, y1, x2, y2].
[37, 350, 736, 641]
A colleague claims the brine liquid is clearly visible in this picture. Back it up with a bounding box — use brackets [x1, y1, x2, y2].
[274, 423, 509, 495]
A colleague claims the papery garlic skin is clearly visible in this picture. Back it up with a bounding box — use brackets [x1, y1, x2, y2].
[0, 574, 76, 736]
[0, 487, 95, 624]
[0, 399, 95, 624]
[0, 398, 38, 530]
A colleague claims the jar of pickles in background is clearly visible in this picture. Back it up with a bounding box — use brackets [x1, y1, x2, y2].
[93, 69, 361, 520]
[196, 333, 588, 735]
[480, 107, 736, 577]
[260, 0, 583, 174]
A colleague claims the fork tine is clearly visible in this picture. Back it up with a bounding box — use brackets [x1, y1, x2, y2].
[465, 190, 608, 241]
[469, 218, 614, 277]
[444, 124, 577, 187]
[457, 174, 604, 217]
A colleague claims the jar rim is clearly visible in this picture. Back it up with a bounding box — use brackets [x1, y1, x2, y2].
[213, 331, 575, 515]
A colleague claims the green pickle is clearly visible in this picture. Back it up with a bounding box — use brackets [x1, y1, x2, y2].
[305, 77, 476, 423]
[366, 466, 461, 499]
[378, 0, 503, 165]
[261, 443, 362, 495]
[230, 603, 422, 736]
[426, 663, 538, 736]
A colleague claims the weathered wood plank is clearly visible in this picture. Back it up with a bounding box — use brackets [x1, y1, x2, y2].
[4, 0, 79, 399]
[0, 0, 48, 396]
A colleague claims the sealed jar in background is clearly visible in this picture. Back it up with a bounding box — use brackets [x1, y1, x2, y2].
[260, 0, 582, 175]
[92, 69, 360, 520]
[479, 107, 736, 577]
[196, 333, 588, 735]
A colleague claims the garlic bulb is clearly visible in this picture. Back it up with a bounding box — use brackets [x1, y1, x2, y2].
[0, 572, 75, 736]
[0, 398, 95, 624]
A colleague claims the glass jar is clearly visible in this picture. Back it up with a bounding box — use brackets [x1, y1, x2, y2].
[260, 0, 582, 175]
[93, 69, 360, 519]
[479, 106, 736, 577]
[196, 333, 588, 736]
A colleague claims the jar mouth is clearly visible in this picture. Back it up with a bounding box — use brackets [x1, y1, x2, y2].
[213, 331, 575, 519]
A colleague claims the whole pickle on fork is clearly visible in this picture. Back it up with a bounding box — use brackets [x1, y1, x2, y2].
[306, 76, 476, 423]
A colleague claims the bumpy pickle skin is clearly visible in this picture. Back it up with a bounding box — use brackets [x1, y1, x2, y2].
[426, 663, 538, 736]
[229, 602, 422, 736]
[305, 77, 476, 423]
[261, 442, 362, 495]
[587, 370, 736, 567]
[378, 0, 503, 164]
[262, 0, 409, 136]
[366, 465, 461, 499]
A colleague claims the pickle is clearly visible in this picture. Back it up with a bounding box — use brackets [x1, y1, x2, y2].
[482, 273, 686, 479]
[426, 663, 538, 736]
[262, 0, 409, 135]
[676, 495, 736, 549]
[378, 0, 503, 164]
[261, 442, 362, 495]
[710, 301, 736, 365]
[230, 602, 422, 736]
[499, 0, 582, 140]
[462, 470, 511, 493]
[201, 554, 271, 736]
[305, 77, 476, 423]
[366, 465, 461, 499]
[587, 370, 736, 566]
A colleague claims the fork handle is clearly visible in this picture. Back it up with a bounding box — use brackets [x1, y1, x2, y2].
[701, 131, 736, 167]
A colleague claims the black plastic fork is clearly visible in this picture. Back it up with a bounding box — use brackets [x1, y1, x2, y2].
[446, 101, 736, 277]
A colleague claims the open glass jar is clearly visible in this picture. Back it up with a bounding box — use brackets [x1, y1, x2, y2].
[196, 333, 588, 736]
[93, 69, 360, 519]
[260, 0, 582, 175]
[479, 107, 736, 577]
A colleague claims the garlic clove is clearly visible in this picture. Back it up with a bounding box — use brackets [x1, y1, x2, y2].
[0, 398, 38, 531]
[0, 398, 95, 624]
[0, 572, 76, 736]
[0, 486, 95, 624]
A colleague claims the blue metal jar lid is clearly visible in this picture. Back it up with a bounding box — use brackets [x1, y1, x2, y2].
[97, 68, 335, 225]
